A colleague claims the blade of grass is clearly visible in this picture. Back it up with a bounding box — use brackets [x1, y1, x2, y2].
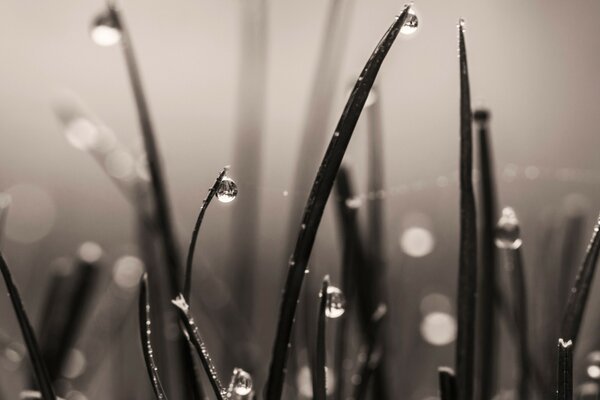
[353, 304, 387, 400]
[473, 108, 498, 400]
[108, 6, 200, 399]
[557, 339, 573, 400]
[312, 276, 330, 400]
[333, 166, 361, 400]
[184, 167, 228, 300]
[172, 295, 227, 400]
[439, 367, 457, 400]
[455, 19, 478, 400]
[0, 252, 56, 400]
[560, 213, 600, 344]
[265, 7, 411, 399]
[139, 273, 169, 400]
[496, 207, 530, 400]
[365, 86, 390, 400]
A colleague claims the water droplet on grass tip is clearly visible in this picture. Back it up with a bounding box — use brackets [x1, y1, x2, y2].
[495, 207, 522, 250]
[400, 9, 419, 35]
[325, 286, 346, 319]
[90, 10, 121, 47]
[217, 176, 238, 203]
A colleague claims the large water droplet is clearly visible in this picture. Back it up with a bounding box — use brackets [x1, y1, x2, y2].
[90, 10, 121, 47]
[325, 286, 346, 319]
[495, 207, 522, 249]
[230, 368, 253, 396]
[400, 9, 419, 35]
[217, 176, 238, 203]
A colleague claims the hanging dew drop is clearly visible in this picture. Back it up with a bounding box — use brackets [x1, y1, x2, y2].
[325, 286, 346, 319]
[90, 9, 122, 47]
[400, 9, 419, 35]
[495, 207, 522, 249]
[229, 368, 253, 396]
[217, 176, 238, 203]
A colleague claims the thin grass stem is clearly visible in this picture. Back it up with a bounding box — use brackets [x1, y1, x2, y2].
[0, 252, 56, 400]
[265, 8, 410, 399]
[139, 273, 169, 400]
[557, 338, 573, 400]
[439, 367, 457, 400]
[184, 167, 228, 300]
[312, 276, 329, 400]
[172, 295, 227, 400]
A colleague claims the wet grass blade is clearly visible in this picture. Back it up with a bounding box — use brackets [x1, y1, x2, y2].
[455, 19, 478, 400]
[473, 108, 498, 400]
[333, 166, 362, 400]
[0, 252, 56, 400]
[439, 367, 457, 400]
[172, 295, 226, 400]
[353, 304, 387, 400]
[184, 167, 228, 300]
[139, 274, 169, 400]
[265, 8, 411, 399]
[557, 339, 573, 400]
[561, 213, 600, 344]
[312, 276, 330, 400]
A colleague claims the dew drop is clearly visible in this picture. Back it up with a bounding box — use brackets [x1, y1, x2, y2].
[230, 367, 253, 396]
[400, 9, 419, 35]
[217, 176, 238, 203]
[325, 286, 346, 319]
[495, 207, 522, 250]
[587, 352, 600, 379]
[420, 311, 457, 346]
[90, 10, 121, 47]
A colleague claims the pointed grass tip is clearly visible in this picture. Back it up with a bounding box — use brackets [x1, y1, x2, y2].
[458, 18, 466, 29]
[172, 294, 190, 312]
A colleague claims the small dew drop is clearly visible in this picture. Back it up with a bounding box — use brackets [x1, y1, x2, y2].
[420, 311, 457, 346]
[325, 286, 346, 319]
[400, 9, 419, 35]
[495, 207, 522, 250]
[230, 368, 253, 396]
[217, 176, 238, 203]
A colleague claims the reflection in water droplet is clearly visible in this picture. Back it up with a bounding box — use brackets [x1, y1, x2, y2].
[217, 176, 238, 203]
[400, 226, 435, 257]
[400, 9, 419, 35]
[229, 367, 253, 396]
[420, 312, 457, 346]
[495, 207, 522, 250]
[325, 286, 346, 319]
[90, 10, 121, 47]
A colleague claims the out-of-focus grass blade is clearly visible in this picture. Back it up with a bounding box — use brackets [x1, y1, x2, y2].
[353, 304, 387, 400]
[561, 213, 600, 344]
[265, 8, 411, 399]
[439, 367, 457, 400]
[0, 252, 56, 400]
[139, 274, 169, 400]
[455, 19, 478, 400]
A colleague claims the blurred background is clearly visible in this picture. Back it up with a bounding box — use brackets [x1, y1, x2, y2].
[1, 0, 600, 399]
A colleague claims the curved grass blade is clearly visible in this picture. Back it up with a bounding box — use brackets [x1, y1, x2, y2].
[172, 295, 226, 400]
[473, 108, 499, 400]
[0, 252, 56, 400]
[139, 273, 169, 400]
[455, 19, 478, 400]
[110, 5, 182, 296]
[312, 276, 330, 400]
[353, 304, 387, 400]
[557, 339, 573, 400]
[560, 213, 600, 344]
[439, 367, 457, 400]
[265, 8, 411, 399]
[108, 6, 200, 398]
[184, 167, 228, 300]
